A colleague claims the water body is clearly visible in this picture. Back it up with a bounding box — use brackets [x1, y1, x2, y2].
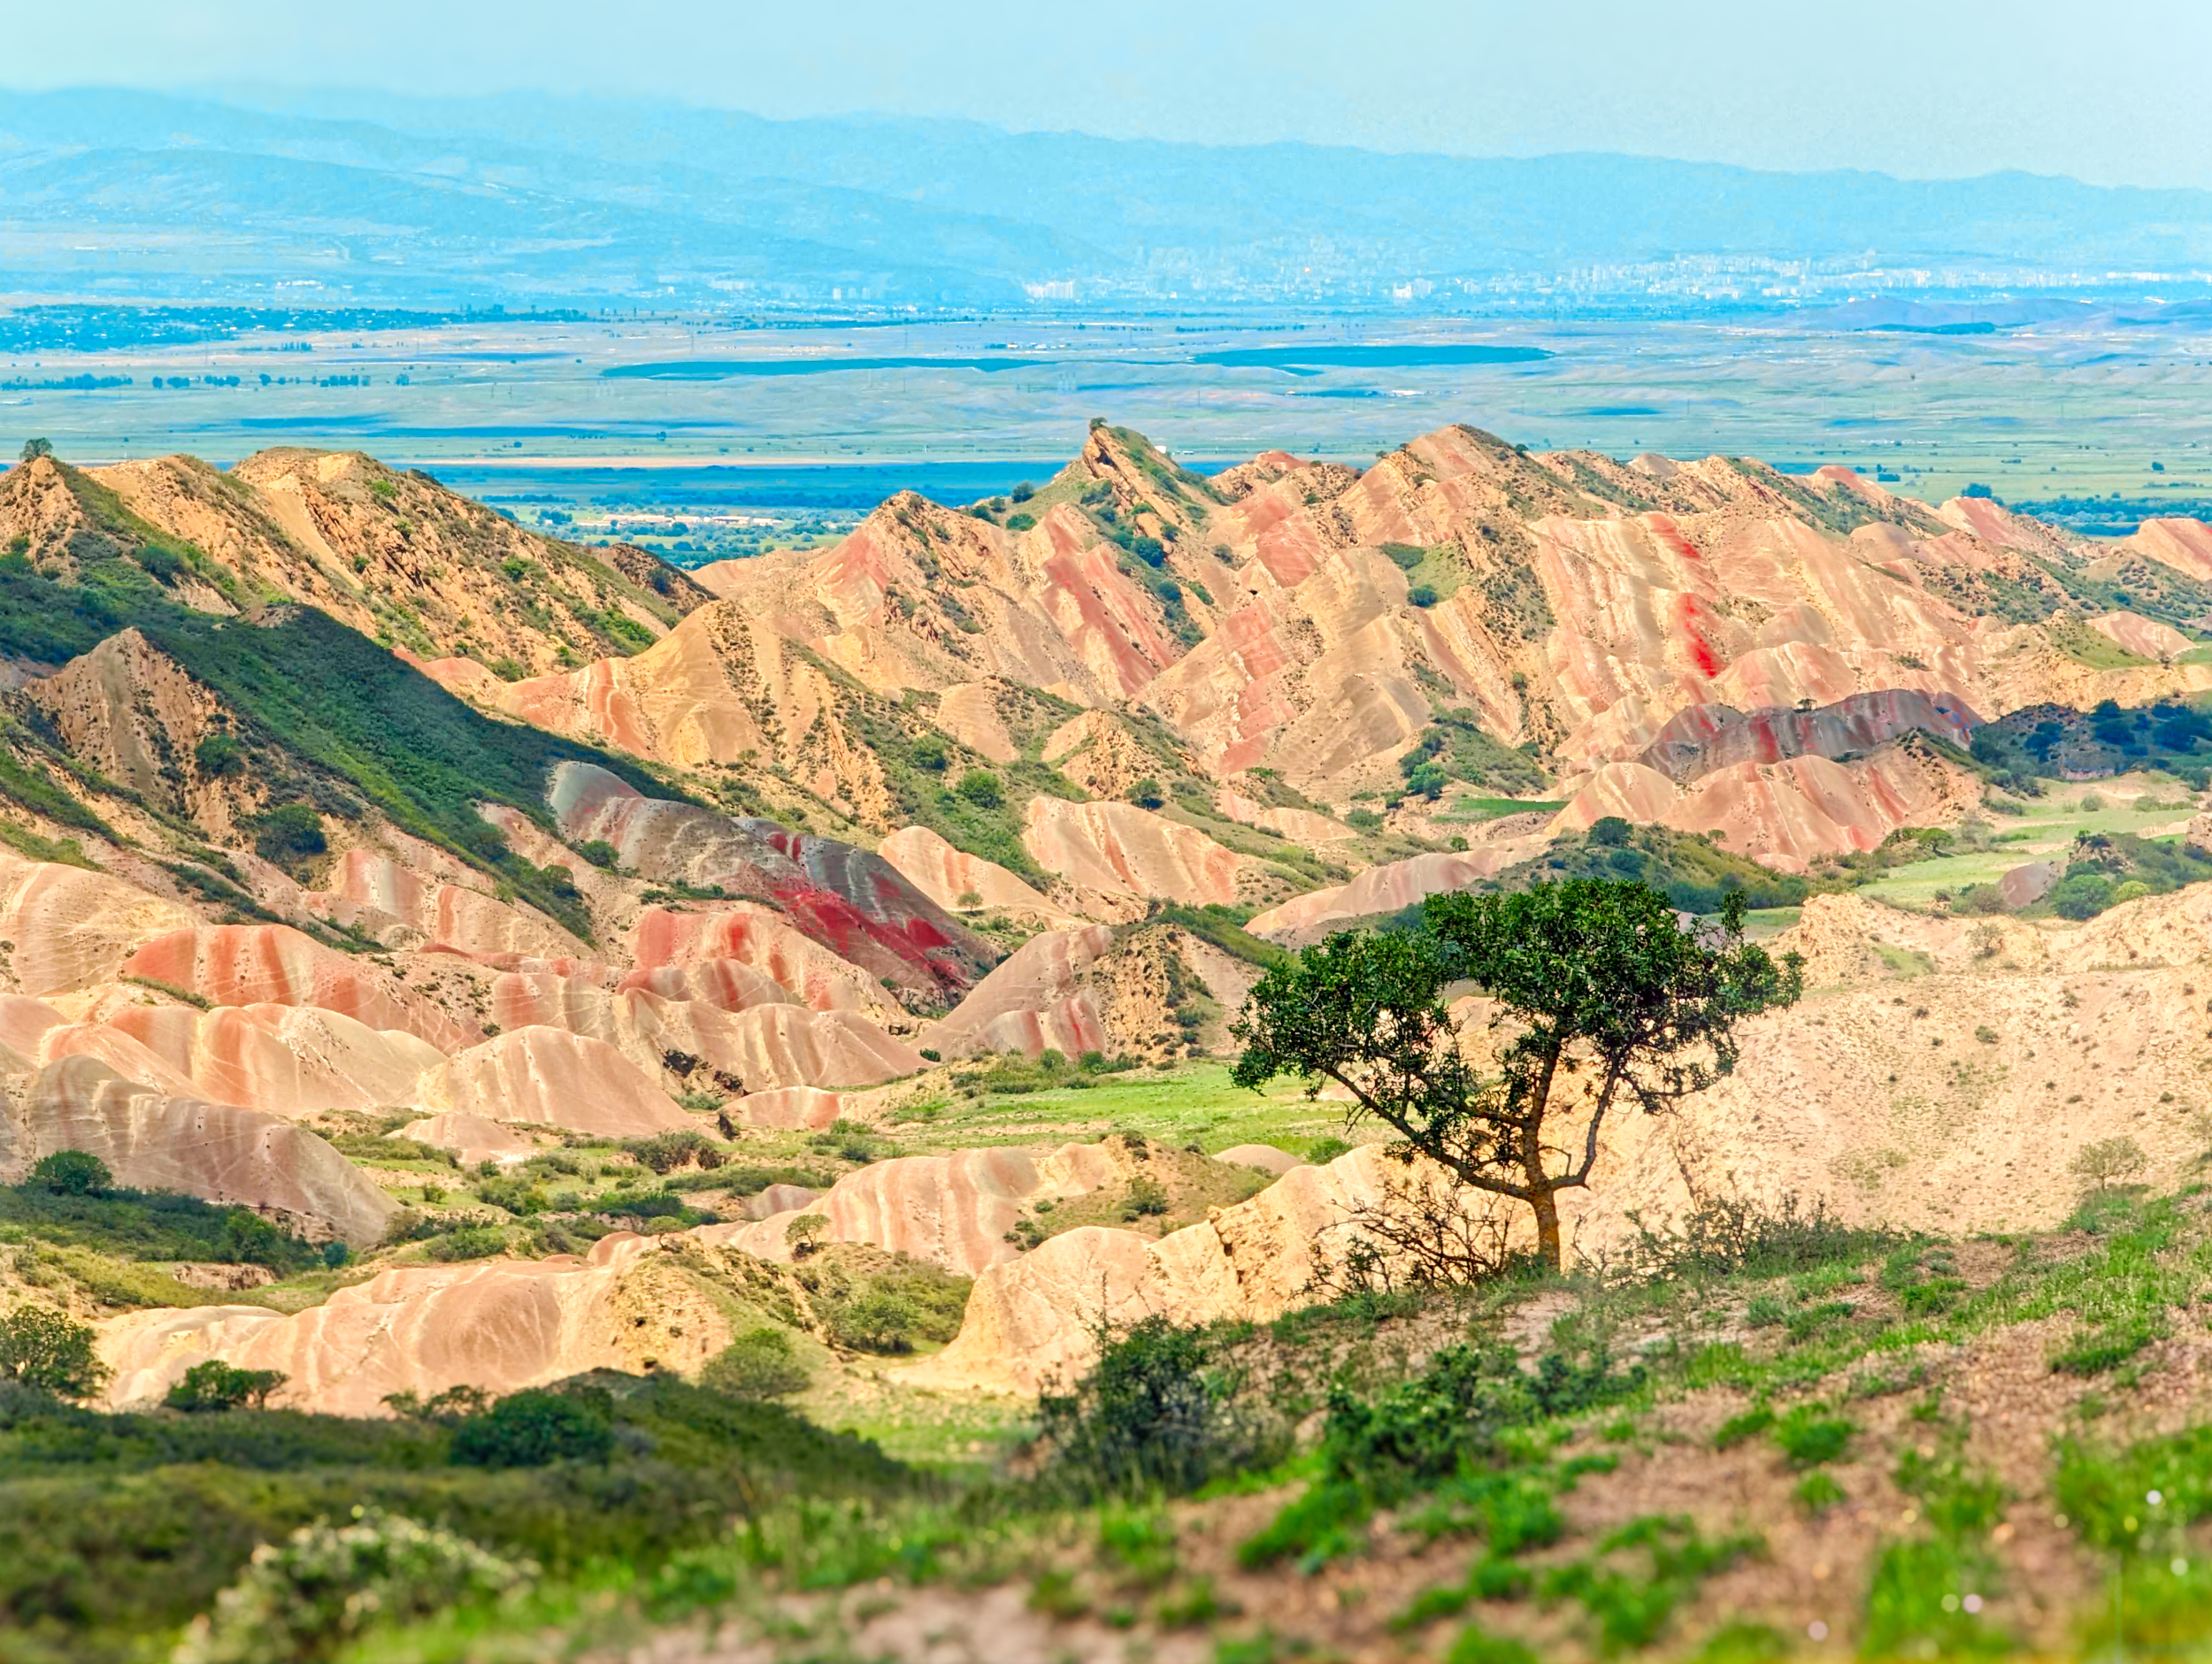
[1187, 344, 1553, 370]
[419, 461, 1240, 510]
[602, 357, 1035, 380]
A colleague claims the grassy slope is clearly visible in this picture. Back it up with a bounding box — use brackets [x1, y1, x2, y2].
[0, 556, 678, 936]
[284, 1177, 2212, 1664]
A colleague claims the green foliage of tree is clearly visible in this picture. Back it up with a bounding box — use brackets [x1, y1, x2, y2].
[165, 1361, 288, 1414]
[193, 732, 245, 777]
[956, 768, 1003, 809]
[0, 1305, 108, 1399]
[254, 803, 326, 863]
[572, 839, 619, 870]
[1038, 1315, 1271, 1499]
[448, 1388, 614, 1468]
[31, 1150, 110, 1196]
[19, 439, 51, 463]
[1233, 882, 1803, 1269]
[699, 1329, 811, 1399]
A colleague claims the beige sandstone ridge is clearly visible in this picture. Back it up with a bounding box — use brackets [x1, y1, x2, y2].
[412, 602, 899, 824]
[1216, 786, 1354, 845]
[2089, 610, 2192, 662]
[697, 1141, 1132, 1276]
[119, 924, 477, 1051]
[1215, 1144, 1304, 1176]
[84, 1001, 444, 1119]
[1553, 733, 1986, 871]
[920, 926, 1117, 1059]
[1021, 798, 1248, 906]
[483, 961, 922, 1093]
[308, 849, 585, 960]
[96, 1231, 728, 1415]
[728, 1085, 844, 1131]
[413, 1026, 693, 1139]
[398, 1111, 536, 1165]
[910, 1145, 1475, 1395]
[930, 682, 1019, 763]
[1, 1056, 396, 1246]
[918, 921, 1256, 1062]
[877, 826, 1068, 920]
[1248, 847, 1532, 941]
[0, 852, 198, 995]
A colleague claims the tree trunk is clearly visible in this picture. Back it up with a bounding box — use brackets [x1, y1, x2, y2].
[1529, 1185, 1563, 1272]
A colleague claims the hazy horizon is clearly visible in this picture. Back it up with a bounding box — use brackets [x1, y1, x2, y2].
[10, 0, 2212, 191]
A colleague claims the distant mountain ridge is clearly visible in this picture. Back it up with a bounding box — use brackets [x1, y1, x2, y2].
[9, 87, 2212, 306]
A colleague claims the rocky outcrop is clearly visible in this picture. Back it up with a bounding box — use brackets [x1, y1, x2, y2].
[697, 1141, 1129, 1276]
[414, 1027, 693, 1138]
[4, 1056, 396, 1246]
[1248, 848, 1529, 941]
[1021, 798, 1247, 906]
[910, 1145, 1474, 1394]
[119, 924, 477, 1050]
[877, 826, 1064, 918]
[920, 926, 1116, 1059]
[549, 763, 997, 1001]
[96, 1231, 720, 1415]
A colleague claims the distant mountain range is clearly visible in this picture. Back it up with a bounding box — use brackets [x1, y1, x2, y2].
[10, 87, 2212, 310]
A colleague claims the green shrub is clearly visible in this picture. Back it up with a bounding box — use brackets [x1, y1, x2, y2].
[165, 1361, 289, 1414]
[572, 839, 619, 870]
[449, 1389, 614, 1468]
[254, 803, 327, 864]
[0, 1306, 108, 1399]
[828, 1289, 923, 1353]
[1448, 1623, 1540, 1664]
[194, 733, 245, 777]
[1772, 1407, 1854, 1468]
[1039, 1315, 1271, 1499]
[699, 1329, 811, 1399]
[956, 768, 1003, 808]
[2050, 872, 2116, 919]
[173, 1507, 530, 1663]
[626, 1129, 726, 1175]
[30, 1149, 110, 1196]
[1712, 1407, 1774, 1450]
[425, 1224, 510, 1261]
[1407, 584, 1440, 608]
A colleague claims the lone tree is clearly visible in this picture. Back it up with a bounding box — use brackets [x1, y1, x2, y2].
[1233, 880, 1803, 1271]
[0, 1305, 109, 1399]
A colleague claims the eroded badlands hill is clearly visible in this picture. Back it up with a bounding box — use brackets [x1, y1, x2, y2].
[0, 418, 2210, 1432]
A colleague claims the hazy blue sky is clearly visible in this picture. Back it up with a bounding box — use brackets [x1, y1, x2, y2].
[13, 0, 2212, 188]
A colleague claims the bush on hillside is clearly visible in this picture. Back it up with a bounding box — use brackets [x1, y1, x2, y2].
[699, 1329, 812, 1399]
[31, 1149, 109, 1196]
[173, 1508, 531, 1664]
[449, 1388, 614, 1468]
[1037, 1315, 1275, 1499]
[165, 1361, 288, 1414]
[0, 1306, 108, 1399]
[253, 803, 326, 864]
